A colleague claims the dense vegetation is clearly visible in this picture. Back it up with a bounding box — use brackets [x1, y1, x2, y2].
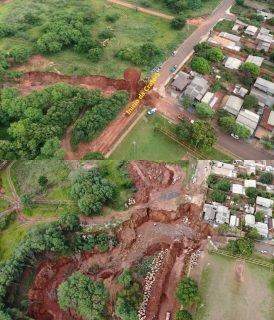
[0, 212, 117, 319]
[115, 269, 143, 320]
[71, 167, 116, 216]
[57, 272, 109, 320]
[0, 83, 128, 159]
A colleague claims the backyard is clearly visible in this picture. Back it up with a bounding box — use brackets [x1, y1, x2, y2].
[193, 252, 274, 320]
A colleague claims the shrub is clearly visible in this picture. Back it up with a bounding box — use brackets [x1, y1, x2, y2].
[259, 172, 273, 185]
[187, 0, 202, 10]
[176, 277, 199, 307]
[98, 29, 115, 40]
[105, 13, 120, 23]
[87, 46, 103, 62]
[9, 45, 31, 64]
[214, 179, 231, 192]
[243, 95, 258, 109]
[82, 152, 105, 160]
[227, 237, 254, 256]
[195, 102, 215, 118]
[240, 62, 260, 77]
[176, 310, 193, 320]
[191, 57, 211, 74]
[211, 190, 226, 203]
[255, 211, 264, 222]
[57, 272, 109, 320]
[171, 14, 187, 30]
[236, 0, 244, 5]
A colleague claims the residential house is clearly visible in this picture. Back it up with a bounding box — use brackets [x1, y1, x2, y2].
[224, 57, 242, 70]
[229, 215, 239, 227]
[244, 25, 258, 37]
[244, 179, 256, 188]
[233, 85, 248, 98]
[203, 203, 230, 224]
[182, 76, 210, 102]
[255, 108, 274, 140]
[254, 78, 274, 96]
[236, 109, 260, 135]
[256, 196, 273, 217]
[211, 162, 237, 178]
[231, 184, 245, 195]
[245, 214, 255, 227]
[245, 55, 264, 67]
[223, 95, 244, 116]
[201, 92, 218, 108]
[255, 222, 269, 238]
[171, 72, 190, 92]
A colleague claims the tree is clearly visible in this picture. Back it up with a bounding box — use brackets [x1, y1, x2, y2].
[233, 123, 251, 139]
[255, 211, 265, 222]
[219, 115, 236, 134]
[191, 120, 217, 150]
[87, 46, 103, 62]
[227, 237, 254, 256]
[58, 212, 82, 232]
[240, 62, 260, 78]
[187, 0, 202, 10]
[117, 269, 133, 289]
[20, 194, 33, 208]
[236, 0, 245, 5]
[176, 310, 193, 320]
[171, 14, 187, 30]
[211, 189, 226, 203]
[176, 277, 199, 307]
[204, 47, 224, 63]
[195, 102, 215, 118]
[214, 179, 231, 192]
[181, 95, 193, 109]
[57, 272, 109, 320]
[191, 57, 211, 74]
[243, 95, 258, 109]
[82, 152, 105, 160]
[245, 227, 261, 240]
[38, 175, 48, 190]
[259, 172, 273, 185]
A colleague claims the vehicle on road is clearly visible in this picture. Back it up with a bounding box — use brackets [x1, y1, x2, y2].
[166, 312, 171, 320]
[171, 50, 177, 56]
[231, 133, 239, 140]
[169, 65, 177, 73]
[147, 108, 157, 115]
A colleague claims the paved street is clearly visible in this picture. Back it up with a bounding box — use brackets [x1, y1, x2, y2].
[154, 0, 235, 92]
[153, 0, 273, 160]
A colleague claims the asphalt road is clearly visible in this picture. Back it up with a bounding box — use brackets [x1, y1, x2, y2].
[154, 0, 235, 92]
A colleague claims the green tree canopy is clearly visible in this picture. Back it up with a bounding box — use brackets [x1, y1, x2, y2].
[195, 102, 215, 118]
[57, 272, 109, 320]
[240, 62, 260, 78]
[243, 95, 258, 109]
[176, 277, 199, 307]
[191, 57, 211, 74]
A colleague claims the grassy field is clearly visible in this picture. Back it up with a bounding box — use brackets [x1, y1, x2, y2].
[194, 253, 273, 320]
[110, 114, 188, 160]
[0, 198, 10, 211]
[11, 160, 71, 198]
[0, 220, 29, 261]
[110, 114, 232, 160]
[126, 0, 223, 17]
[0, 0, 196, 78]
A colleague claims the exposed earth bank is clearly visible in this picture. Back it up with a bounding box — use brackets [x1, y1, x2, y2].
[26, 161, 212, 320]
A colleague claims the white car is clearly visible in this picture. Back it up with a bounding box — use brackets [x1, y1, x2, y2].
[166, 312, 171, 320]
[231, 133, 239, 140]
[147, 108, 157, 115]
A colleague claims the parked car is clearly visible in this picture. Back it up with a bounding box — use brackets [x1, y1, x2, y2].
[169, 65, 177, 73]
[147, 108, 157, 115]
[231, 133, 239, 140]
[166, 312, 171, 320]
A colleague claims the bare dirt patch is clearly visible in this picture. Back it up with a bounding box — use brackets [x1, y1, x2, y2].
[25, 161, 212, 320]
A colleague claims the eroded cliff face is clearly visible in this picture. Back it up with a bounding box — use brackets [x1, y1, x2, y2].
[27, 161, 212, 320]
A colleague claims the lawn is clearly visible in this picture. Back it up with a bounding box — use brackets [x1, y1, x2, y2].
[194, 253, 273, 320]
[0, 221, 29, 262]
[0, 198, 10, 211]
[110, 114, 232, 160]
[0, 168, 13, 198]
[0, 0, 196, 78]
[10, 160, 71, 198]
[110, 114, 188, 160]
[126, 0, 223, 17]
[22, 203, 77, 218]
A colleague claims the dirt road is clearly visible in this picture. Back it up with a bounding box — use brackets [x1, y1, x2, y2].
[107, 0, 174, 20]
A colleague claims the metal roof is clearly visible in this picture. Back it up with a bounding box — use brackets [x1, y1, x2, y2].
[246, 55, 264, 67]
[236, 110, 260, 135]
[254, 78, 274, 95]
[223, 95, 244, 116]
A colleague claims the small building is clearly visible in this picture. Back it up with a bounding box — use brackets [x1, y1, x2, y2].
[224, 57, 242, 70]
[236, 110, 260, 135]
[257, 28, 273, 44]
[203, 203, 230, 224]
[219, 32, 241, 43]
[254, 78, 274, 96]
[233, 85, 248, 98]
[256, 196, 274, 217]
[245, 55, 264, 67]
[257, 41, 271, 53]
[223, 95, 244, 116]
[183, 76, 210, 101]
[245, 214, 255, 227]
[244, 25, 258, 37]
[255, 222, 268, 238]
[201, 92, 218, 108]
[244, 179, 256, 188]
[250, 88, 274, 108]
[215, 205, 230, 224]
[255, 108, 274, 140]
[231, 184, 245, 195]
[211, 162, 237, 178]
[229, 215, 239, 227]
[257, 10, 274, 20]
[171, 72, 190, 92]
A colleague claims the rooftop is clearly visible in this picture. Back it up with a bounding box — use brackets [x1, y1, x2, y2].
[256, 196, 274, 208]
[245, 55, 264, 67]
[245, 25, 258, 36]
[254, 77, 274, 95]
[183, 76, 209, 101]
[172, 72, 190, 91]
[219, 32, 241, 43]
[236, 109, 260, 135]
[250, 88, 274, 108]
[224, 57, 242, 70]
[223, 95, 244, 116]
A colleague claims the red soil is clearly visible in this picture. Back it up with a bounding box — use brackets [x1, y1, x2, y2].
[27, 161, 212, 320]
